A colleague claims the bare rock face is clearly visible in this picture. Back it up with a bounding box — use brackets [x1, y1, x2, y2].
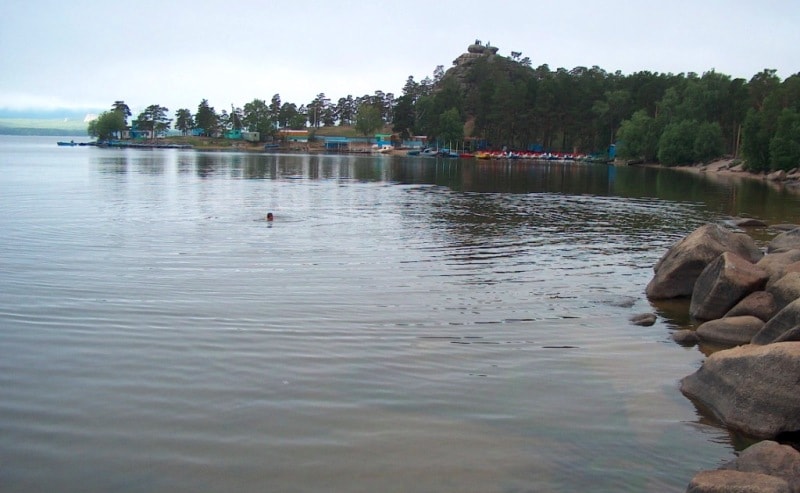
[722, 441, 800, 493]
[647, 224, 763, 300]
[686, 469, 790, 493]
[753, 299, 800, 345]
[725, 291, 778, 322]
[695, 316, 765, 347]
[768, 228, 800, 253]
[690, 252, 769, 321]
[680, 342, 800, 438]
[768, 272, 800, 312]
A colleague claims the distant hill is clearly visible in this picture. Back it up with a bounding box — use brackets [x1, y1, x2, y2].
[0, 118, 89, 136]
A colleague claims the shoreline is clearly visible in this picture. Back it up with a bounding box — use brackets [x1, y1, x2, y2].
[638, 158, 800, 193]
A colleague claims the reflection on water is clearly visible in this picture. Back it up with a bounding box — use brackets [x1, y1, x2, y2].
[93, 150, 799, 225]
[2, 138, 800, 493]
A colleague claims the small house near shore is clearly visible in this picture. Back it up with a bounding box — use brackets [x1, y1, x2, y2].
[279, 130, 309, 143]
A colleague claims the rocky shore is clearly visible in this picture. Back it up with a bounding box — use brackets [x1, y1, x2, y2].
[658, 158, 800, 191]
[639, 223, 800, 492]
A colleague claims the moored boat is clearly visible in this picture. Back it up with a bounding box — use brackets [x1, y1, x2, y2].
[419, 147, 438, 157]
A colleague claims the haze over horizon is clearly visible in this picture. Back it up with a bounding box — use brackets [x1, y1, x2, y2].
[2, 0, 798, 120]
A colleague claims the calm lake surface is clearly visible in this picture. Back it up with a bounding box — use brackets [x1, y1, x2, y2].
[2, 135, 799, 492]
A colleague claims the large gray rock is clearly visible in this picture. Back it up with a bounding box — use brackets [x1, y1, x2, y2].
[647, 224, 764, 300]
[696, 316, 765, 347]
[754, 299, 800, 345]
[758, 249, 800, 287]
[686, 469, 790, 493]
[680, 342, 800, 438]
[725, 291, 778, 322]
[767, 272, 800, 313]
[690, 252, 769, 321]
[769, 228, 800, 253]
[722, 440, 800, 493]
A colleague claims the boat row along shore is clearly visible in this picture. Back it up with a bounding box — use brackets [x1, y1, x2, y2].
[636, 222, 800, 492]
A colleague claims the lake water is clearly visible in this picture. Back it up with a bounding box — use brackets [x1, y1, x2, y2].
[2, 135, 799, 492]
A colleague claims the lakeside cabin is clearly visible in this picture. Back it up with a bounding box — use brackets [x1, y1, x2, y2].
[279, 130, 309, 143]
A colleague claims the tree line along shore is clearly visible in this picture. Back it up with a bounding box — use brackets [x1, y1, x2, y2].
[83, 41, 798, 175]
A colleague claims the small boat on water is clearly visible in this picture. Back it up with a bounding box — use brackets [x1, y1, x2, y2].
[437, 148, 460, 158]
[57, 141, 77, 147]
[419, 147, 438, 157]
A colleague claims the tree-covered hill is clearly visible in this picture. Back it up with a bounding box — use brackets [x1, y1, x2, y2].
[395, 42, 799, 171]
[75, 41, 799, 172]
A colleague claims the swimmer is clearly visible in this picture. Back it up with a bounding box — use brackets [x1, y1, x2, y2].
[266, 212, 274, 221]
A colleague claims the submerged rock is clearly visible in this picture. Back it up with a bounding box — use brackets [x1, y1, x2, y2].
[729, 217, 769, 228]
[771, 224, 800, 232]
[680, 342, 800, 438]
[629, 312, 657, 326]
[673, 329, 700, 346]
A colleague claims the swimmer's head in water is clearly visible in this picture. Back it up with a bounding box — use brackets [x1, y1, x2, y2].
[266, 212, 274, 221]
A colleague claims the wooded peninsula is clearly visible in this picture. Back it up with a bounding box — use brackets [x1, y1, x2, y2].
[88, 41, 798, 173]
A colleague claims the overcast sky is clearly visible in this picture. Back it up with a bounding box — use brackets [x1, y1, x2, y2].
[1, 0, 798, 118]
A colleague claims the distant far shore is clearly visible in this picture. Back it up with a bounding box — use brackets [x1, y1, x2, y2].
[0, 117, 89, 136]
